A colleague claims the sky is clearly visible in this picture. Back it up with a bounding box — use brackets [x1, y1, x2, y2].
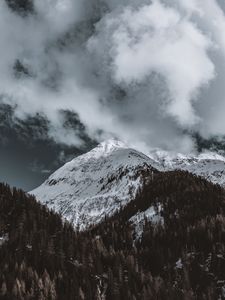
[0, 0, 225, 190]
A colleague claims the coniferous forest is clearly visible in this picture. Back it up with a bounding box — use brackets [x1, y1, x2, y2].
[1, 171, 225, 299]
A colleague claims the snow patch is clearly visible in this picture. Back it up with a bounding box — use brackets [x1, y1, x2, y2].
[0, 234, 9, 246]
[175, 258, 183, 270]
[130, 204, 163, 239]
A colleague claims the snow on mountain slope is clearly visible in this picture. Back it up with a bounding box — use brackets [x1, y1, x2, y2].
[129, 149, 225, 237]
[30, 140, 158, 230]
[31, 139, 225, 232]
[150, 150, 225, 187]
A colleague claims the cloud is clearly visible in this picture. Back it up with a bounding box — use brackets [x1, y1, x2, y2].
[88, 1, 215, 127]
[0, 0, 225, 153]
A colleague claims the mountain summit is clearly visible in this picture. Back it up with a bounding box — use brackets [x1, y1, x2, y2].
[31, 139, 157, 229]
[31, 139, 225, 230]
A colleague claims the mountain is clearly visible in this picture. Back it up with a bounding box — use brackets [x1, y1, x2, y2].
[31, 140, 225, 231]
[151, 150, 225, 187]
[31, 139, 158, 230]
[31, 139, 225, 231]
[2, 170, 225, 299]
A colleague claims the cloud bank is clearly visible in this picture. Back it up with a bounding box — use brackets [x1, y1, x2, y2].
[0, 0, 225, 153]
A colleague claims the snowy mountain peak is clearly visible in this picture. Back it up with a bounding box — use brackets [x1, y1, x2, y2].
[68, 139, 127, 164]
[31, 141, 157, 230]
[30, 140, 225, 231]
[96, 139, 127, 154]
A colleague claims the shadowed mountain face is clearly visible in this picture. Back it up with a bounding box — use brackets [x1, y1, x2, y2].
[195, 133, 225, 155]
[1, 169, 225, 299]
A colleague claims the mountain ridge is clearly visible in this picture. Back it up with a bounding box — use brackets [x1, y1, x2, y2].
[31, 139, 158, 230]
[30, 139, 225, 230]
[150, 148, 225, 186]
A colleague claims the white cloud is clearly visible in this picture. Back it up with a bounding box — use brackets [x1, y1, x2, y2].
[0, 0, 225, 153]
[88, 1, 215, 127]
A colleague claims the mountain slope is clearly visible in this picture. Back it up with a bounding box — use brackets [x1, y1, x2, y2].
[2, 170, 225, 299]
[150, 150, 225, 187]
[31, 140, 225, 230]
[31, 140, 158, 230]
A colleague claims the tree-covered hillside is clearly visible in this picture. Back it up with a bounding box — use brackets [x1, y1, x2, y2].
[1, 170, 225, 299]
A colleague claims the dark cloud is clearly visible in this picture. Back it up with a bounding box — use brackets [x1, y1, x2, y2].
[5, 0, 34, 16]
[0, 104, 96, 190]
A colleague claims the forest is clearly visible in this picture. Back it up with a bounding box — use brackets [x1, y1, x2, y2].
[1, 170, 225, 299]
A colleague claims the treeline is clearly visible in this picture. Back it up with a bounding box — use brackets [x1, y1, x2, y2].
[1, 170, 225, 299]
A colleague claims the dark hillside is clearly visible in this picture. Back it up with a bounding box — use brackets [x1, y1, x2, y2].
[1, 170, 225, 299]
